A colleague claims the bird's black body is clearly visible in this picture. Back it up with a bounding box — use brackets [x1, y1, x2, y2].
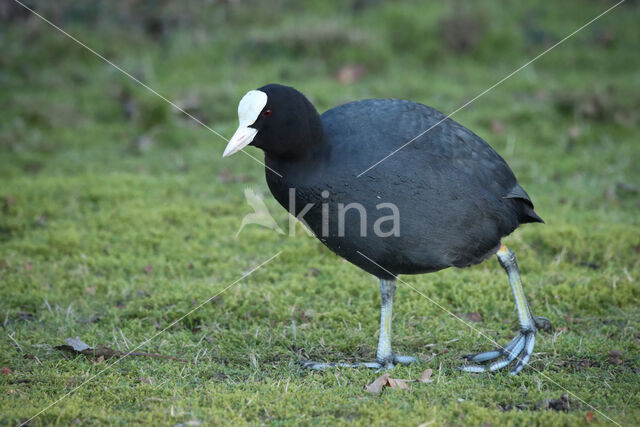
[226, 83, 547, 374]
[258, 85, 542, 279]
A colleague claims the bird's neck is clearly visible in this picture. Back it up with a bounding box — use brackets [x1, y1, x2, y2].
[265, 113, 329, 163]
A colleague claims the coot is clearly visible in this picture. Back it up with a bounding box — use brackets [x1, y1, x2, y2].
[223, 84, 548, 375]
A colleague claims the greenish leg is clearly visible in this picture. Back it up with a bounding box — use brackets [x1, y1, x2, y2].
[301, 279, 417, 370]
[460, 244, 551, 375]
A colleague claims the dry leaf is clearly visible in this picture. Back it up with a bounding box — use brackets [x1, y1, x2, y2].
[465, 312, 483, 323]
[85, 286, 97, 295]
[144, 265, 153, 274]
[335, 64, 366, 84]
[365, 373, 390, 393]
[387, 377, 410, 390]
[2, 195, 17, 211]
[607, 350, 622, 365]
[365, 372, 414, 393]
[491, 119, 504, 134]
[585, 411, 595, 423]
[568, 125, 582, 139]
[1, 366, 14, 375]
[420, 368, 433, 383]
[217, 169, 253, 183]
[55, 337, 187, 362]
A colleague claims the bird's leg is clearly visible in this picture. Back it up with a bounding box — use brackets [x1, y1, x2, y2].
[376, 278, 395, 366]
[460, 244, 549, 375]
[375, 279, 417, 368]
[301, 278, 417, 370]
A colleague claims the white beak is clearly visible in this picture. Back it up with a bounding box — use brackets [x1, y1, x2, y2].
[222, 126, 258, 158]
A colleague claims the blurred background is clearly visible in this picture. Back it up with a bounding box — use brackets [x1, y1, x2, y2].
[1, 0, 639, 424]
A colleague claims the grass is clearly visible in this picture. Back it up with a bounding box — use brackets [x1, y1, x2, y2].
[1, 0, 639, 425]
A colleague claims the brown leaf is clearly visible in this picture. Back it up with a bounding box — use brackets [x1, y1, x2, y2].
[2, 196, 17, 212]
[585, 411, 595, 423]
[465, 312, 483, 323]
[335, 64, 366, 85]
[364, 373, 390, 393]
[144, 265, 153, 274]
[568, 125, 582, 140]
[365, 372, 415, 393]
[491, 119, 504, 134]
[439, 11, 486, 53]
[217, 169, 253, 183]
[1, 366, 14, 375]
[217, 169, 233, 183]
[85, 286, 97, 295]
[387, 377, 410, 390]
[607, 350, 622, 365]
[66, 377, 77, 387]
[55, 337, 187, 362]
[24, 262, 32, 271]
[419, 368, 433, 383]
[138, 377, 153, 385]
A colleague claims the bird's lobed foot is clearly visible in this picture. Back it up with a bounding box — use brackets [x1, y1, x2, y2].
[459, 328, 536, 375]
[301, 354, 418, 371]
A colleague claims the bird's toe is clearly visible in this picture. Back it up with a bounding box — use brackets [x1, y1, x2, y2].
[394, 355, 418, 365]
[459, 330, 536, 375]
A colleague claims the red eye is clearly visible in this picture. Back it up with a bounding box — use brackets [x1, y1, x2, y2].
[263, 109, 272, 117]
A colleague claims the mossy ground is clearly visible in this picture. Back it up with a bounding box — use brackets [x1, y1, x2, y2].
[1, 1, 639, 425]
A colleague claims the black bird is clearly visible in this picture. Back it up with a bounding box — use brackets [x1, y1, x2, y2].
[223, 84, 548, 375]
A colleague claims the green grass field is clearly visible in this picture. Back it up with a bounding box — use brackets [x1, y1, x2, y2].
[1, 1, 639, 425]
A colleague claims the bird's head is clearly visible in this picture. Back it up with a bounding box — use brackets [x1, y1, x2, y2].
[223, 84, 323, 160]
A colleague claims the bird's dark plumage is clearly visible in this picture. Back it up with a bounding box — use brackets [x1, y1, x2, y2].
[224, 83, 547, 374]
[252, 84, 542, 279]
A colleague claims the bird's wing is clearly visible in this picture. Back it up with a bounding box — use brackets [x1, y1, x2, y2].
[324, 99, 522, 201]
